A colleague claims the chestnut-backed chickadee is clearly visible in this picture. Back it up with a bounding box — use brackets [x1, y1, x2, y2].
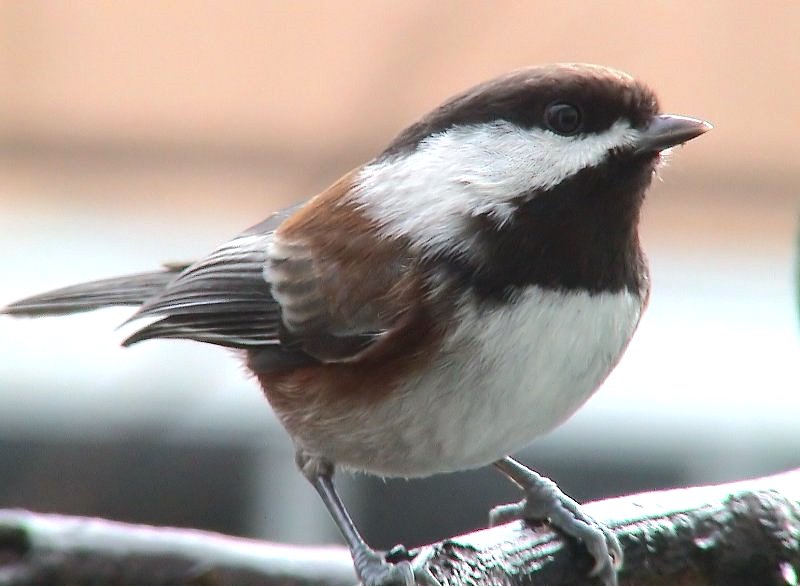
[4, 63, 711, 586]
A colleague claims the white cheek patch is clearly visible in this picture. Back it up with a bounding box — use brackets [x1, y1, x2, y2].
[353, 120, 640, 255]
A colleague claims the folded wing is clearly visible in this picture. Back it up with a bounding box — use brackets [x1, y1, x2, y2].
[5, 180, 423, 370]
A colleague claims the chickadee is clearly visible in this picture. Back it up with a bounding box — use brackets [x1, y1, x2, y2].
[4, 63, 710, 586]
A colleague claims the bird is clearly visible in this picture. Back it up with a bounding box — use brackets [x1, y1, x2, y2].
[3, 63, 711, 586]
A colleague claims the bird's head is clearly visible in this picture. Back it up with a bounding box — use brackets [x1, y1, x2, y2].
[353, 63, 711, 270]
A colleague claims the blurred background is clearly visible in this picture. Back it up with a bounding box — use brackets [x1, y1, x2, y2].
[0, 1, 798, 552]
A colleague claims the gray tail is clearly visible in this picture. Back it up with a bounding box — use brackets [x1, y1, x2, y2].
[2, 264, 190, 317]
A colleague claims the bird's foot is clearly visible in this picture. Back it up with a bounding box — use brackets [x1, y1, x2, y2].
[489, 472, 622, 586]
[354, 544, 440, 586]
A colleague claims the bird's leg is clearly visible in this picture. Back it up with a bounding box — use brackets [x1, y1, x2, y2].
[296, 450, 439, 586]
[490, 456, 623, 586]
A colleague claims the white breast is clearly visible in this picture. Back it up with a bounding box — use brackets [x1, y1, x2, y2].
[350, 286, 643, 477]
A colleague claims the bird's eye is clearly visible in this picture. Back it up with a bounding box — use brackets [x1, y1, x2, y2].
[544, 102, 583, 136]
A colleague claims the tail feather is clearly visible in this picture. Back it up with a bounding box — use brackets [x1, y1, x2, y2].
[1, 265, 190, 317]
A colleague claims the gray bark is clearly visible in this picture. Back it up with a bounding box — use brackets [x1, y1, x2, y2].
[2, 469, 800, 585]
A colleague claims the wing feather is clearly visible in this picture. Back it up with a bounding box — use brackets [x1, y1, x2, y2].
[4, 186, 423, 369]
[123, 230, 281, 347]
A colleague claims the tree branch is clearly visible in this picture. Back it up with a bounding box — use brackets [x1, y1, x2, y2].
[0, 510, 356, 585]
[2, 469, 800, 585]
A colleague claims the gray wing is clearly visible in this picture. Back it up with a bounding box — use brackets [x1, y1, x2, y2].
[122, 233, 279, 347]
[122, 201, 385, 365]
[122, 205, 301, 349]
[5, 199, 389, 367]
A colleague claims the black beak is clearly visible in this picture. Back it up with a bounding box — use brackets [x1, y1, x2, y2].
[634, 114, 712, 154]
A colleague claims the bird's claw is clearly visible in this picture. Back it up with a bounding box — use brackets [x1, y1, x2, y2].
[355, 544, 440, 586]
[489, 481, 621, 586]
